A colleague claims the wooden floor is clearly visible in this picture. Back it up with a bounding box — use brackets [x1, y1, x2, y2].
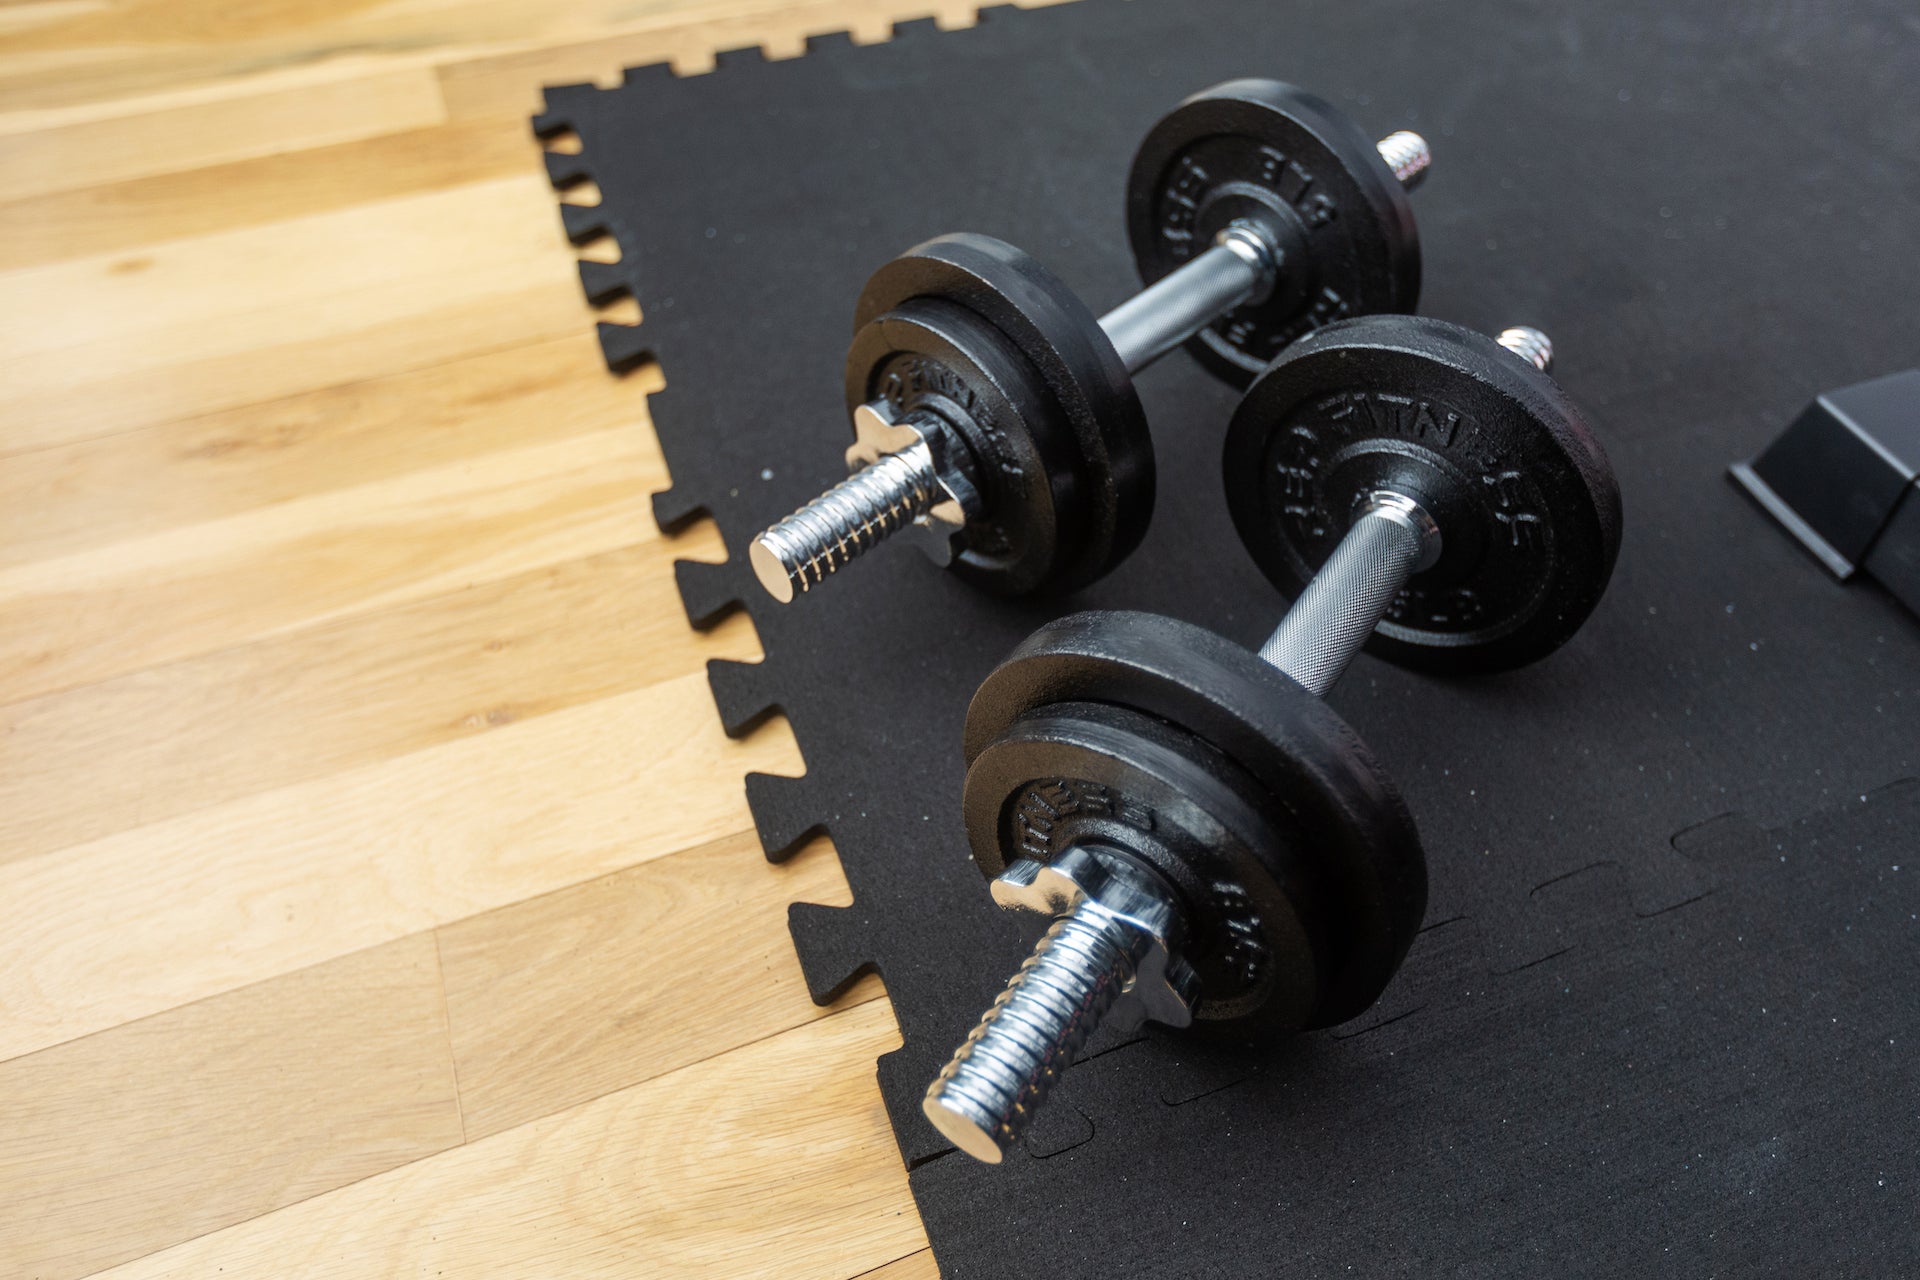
[0, 2, 1053, 1275]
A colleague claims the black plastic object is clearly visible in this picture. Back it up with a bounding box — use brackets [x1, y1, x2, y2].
[530, 1, 1920, 1274]
[1223, 315, 1623, 672]
[1730, 369, 1920, 618]
[963, 611, 1426, 1032]
[849, 234, 1153, 595]
[1127, 79, 1422, 386]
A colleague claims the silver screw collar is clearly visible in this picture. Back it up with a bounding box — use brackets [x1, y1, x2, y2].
[922, 846, 1195, 1163]
[749, 404, 977, 602]
[749, 442, 941, 603]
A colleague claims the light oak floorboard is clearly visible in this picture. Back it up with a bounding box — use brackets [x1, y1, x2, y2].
[0, 174, 585, 454]
[0, 66, 445, 199]
[437, 0, 983, 119]
[0, 536, 753, 865]
[0, 423, 664, 702]
[95, 1000, 924, 1280]
[0, 334, 657, 570]
[0, 0, 970, 117]
[440, 829, 876, 1138]
[0, 114, 543, 272]
[0, 172, 558, 362]
[0, 670, 801, 1065]
[858, 1250, 943, 1279]
[0, 934, 465, 1280]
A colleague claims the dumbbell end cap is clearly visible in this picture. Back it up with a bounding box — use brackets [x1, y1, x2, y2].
[1375, 129, 1431, 190]
[921, 1091, 1009, 1164]
[748, 538, 798, 603]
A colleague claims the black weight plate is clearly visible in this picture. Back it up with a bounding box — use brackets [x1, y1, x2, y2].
[963, 610, 1427, 1029]
[966, 699, 1334, 1031]
[846, 298, 1076, 594]
[849, 233, 1153, 595]
[1126, 79, 1421, 388]
[1223, 314, 1624, 673]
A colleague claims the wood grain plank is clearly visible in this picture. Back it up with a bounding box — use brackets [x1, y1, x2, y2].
[440, 830, 876, 1139]
[0, 933, 464, 1280]
[436, 0, 978, 120]
[0, 66, 445, 199]
[0, 0, 771, 115]
[95, 1000, 924, 1280]
[0, 333, 655, 570]
[0, 671, 801, 1065]
[0, 174, 586, 454]
[0, 3, 495, 119]
[0, 0, 947, 116]
[858, 1250, 943, 1279]
[0, 171, 557, 361]
[0, 114, 540, 272]
[3, 279, 599, 455]
[0, 534, 753, 866]
[0, 3, 107, 41]
[0, 423, 663, 703]
[0, 0, 1064, 129]
[0, 42, 453, 132]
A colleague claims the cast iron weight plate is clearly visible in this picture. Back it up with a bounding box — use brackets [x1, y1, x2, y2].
[848, 233, 1154, 595]
[1223, 315, 1623, 672]
[963, 610, 1427, 1032]
[1127, 78, 1422, 386]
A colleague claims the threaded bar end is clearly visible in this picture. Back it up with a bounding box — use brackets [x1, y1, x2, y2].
[750, 443, 939, 603]
[1375, 130, 1431, 190]
[923, 902, 1153, 1163]
[1495, 325, 1554, 372]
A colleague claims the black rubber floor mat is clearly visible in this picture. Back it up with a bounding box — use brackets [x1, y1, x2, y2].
[530, 2, 1920, 1274]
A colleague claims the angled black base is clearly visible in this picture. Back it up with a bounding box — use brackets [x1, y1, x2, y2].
[1731, 368, 1920, 617]
[530, 2, 1920, 1275]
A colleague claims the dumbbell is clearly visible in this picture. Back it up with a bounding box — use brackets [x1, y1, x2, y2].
[922, 315, 1622, 1163]
[749, 79, 1431, 604]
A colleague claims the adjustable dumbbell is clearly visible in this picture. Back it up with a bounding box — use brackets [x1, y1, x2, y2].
[922, 315, 1622, 1163]
[749, 79, 1431, 603]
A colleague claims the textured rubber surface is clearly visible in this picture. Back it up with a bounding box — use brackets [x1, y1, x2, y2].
[532, 2, 1920, 1274]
